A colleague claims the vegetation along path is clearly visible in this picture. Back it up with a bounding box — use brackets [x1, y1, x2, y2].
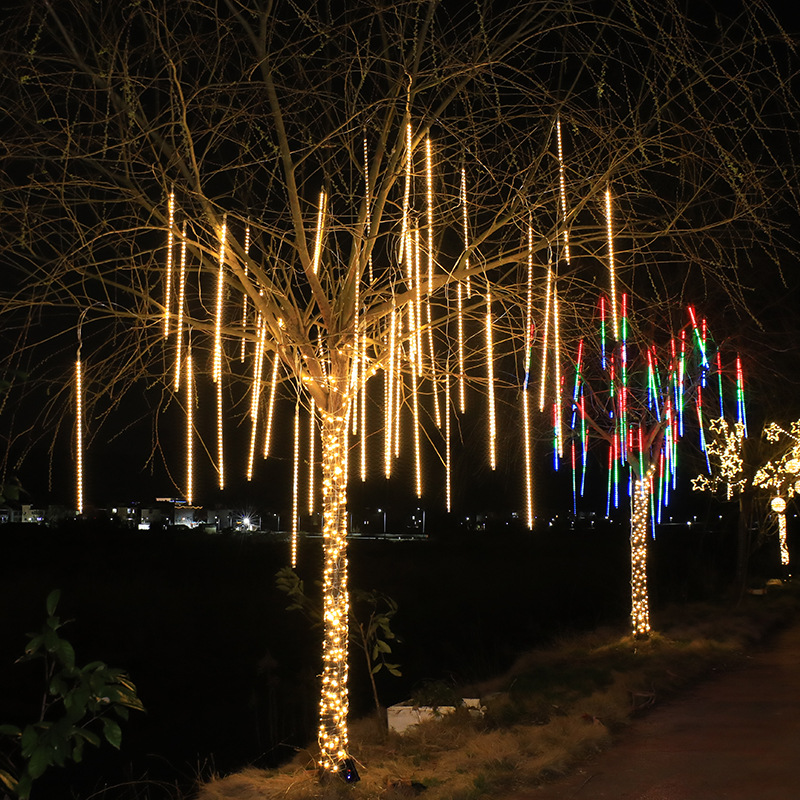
[513, 618, 800, 799]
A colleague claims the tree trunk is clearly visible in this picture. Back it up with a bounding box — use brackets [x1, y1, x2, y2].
[317, 406, 351, 775]
[630, 469, 653, 638]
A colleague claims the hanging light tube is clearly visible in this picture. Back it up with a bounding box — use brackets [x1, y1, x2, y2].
[164, 191, 175, 338]
[309, 397, 316, 513]
[186, 347, 194, 505]
[486, 291, 497, 470]
[457, 283, 466, 412]
[241, 224, 250, 362]
[363, 135, 374, 283]
[604, 187, 619, 340]
[174, 221, 188, 391]
[75, 358, 84, 516]
[460, 166, 471, 297]
[291, 402, 300, 567]
[311, 190, 326, 276]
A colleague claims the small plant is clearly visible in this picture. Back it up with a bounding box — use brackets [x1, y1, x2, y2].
[276, 567, 401, 715]
[0, 590, 144, 799]
[410, 680, 463, 711]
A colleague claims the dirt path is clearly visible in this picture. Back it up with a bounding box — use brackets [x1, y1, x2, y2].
[508, 620, 800, 799]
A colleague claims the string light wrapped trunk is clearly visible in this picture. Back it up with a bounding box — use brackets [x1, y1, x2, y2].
[317, 399, 351, 775]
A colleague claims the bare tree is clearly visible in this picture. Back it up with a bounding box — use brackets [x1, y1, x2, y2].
[1, 0, 799, 775]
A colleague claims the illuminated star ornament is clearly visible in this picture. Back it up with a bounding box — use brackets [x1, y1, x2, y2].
[694, 418, 748, 501]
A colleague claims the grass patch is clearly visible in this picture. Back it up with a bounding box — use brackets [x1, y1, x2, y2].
[195, 582, 800, 799]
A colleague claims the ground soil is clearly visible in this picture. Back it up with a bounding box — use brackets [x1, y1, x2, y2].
[508, 619, 800, 800]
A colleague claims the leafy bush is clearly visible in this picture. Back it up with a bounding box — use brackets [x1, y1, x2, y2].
[0, 590, 144, 799]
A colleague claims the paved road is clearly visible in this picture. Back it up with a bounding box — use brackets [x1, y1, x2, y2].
[510, 621, 800, 799]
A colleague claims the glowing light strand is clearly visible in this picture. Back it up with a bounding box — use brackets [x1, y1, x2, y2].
[363, 135, 373, 284]
[411, 333, 422, 498]
[186, 347, 194, 505]
[311, 190, 326, 276]
[163, 192, 175, 338]
[241, 224, 250, 362]
[460, 166, 471, 298]
[457, 283, 466, 412]
[309, 398, 316, 513]
[486, 290, 497, 470]
[212, 214, 227, 383]
[604, 188, 619, 340]
[385, 306, 397, 477]
[556, 118, 571, 265]
[291, 402, 300, 568]
[174, 221, 188, 391]
[75, 358, 84, 516]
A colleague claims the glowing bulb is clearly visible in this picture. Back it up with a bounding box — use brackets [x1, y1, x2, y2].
[772, 496, 787, 513]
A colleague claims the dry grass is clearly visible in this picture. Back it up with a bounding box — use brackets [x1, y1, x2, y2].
[195, 582, 800, 800]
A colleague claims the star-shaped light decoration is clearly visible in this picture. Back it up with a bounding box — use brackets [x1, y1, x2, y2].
[694, 417, 748, 501]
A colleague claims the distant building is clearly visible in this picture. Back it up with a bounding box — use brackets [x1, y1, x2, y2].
[0, 504, 21, 524]
[174, 505, 202, 528]
[21, 504, 45, 524]
[140, 505, 171, 530]
[109, 504, 138, 528]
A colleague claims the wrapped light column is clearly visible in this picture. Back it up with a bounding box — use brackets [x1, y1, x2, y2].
[317, 405, 351, 775]
[771, 496, 790, 567]
[630, 465, 655, 638]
